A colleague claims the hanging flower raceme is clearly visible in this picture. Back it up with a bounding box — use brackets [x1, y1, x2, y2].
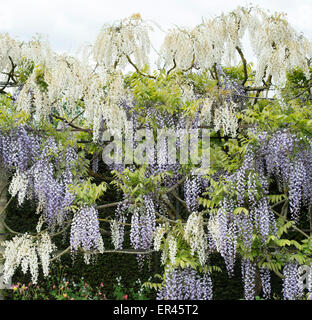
[0, 125, 40, 172]
[157, 267, 213, 300]
[70, 206, 104, 258]
[184, 212, 208, 266]
[241, 258, 256, 300]
[1, 126, 78, 227]
[254, 130, 312, 221]
[1, 232, 56, 285]
[130, 195, 156, 251]
[216, 198, 238, 276]
[153, 223, 167, 252]
[283, 262, 302, 300]
[110, 198, 130, 250]
[159, 6, 311, 86]
[260, 267, 271, 300]
[184, 176, 201, 212]
[129, 196, 156, 268]
[93, 14, 151, 70]
[31, 158, 66, 224]
[30, 140, 77, 226]
[213, 99, 239, 137]
[8, 169, 29, 206]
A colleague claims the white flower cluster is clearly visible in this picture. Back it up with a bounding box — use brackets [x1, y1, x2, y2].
[0, 34, 87, 122]
[168, 234, 177, 266]
[153, 224, 178, 266]
[199, 98, 213, 126]
[180, 82, 196, 105]
[0, 30, 129, 139]
[158, 27, 195, 71]
[248, 8, 312, 85]
[36, 215, 45, 233]
[11, 46, 95, 124]
[81, 69, 129, 141]
[214, 100, 239, 137]
[207, 214, 220, 251]
[93, 14, 151, 70]
[160, 248, 168, 266]
[8, 170, 28, 206]
[16, 71, 39, 116]
[0, 34, 51, 82]
[184, 212, 208, 266]
[153, 223, 167, 251]
[1, 232, 56, 284]
[0, 5, 310, 140]
[43, 55, 91, 118]
[159, 6, 312, 86]
[1, 6, 309, 145]
[36, 232, 56, 277]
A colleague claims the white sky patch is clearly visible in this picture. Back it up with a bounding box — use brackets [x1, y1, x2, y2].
[0, 0, 311, 66]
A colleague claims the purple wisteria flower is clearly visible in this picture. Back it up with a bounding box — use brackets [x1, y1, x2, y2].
[70, 205, 102, 252]
[157, 267, 213, 300]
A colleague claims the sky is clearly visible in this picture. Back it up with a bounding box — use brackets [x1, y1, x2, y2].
[0, 0, 311, 62]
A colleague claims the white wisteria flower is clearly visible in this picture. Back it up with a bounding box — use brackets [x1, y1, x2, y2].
[153, 223, 167, 251]
[8, 170, 28, 206]
[184, 212, 208, 266]
[214, 100, 239, 137]
[2, 232, 56, 284]
[168, 234, 177, 265]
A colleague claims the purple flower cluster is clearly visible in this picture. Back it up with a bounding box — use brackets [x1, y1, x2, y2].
[241, 258, 256, 300]
[0, 125, 40, 172]
[261, 130, 296, 184]
[260, 267, 271, 299]
[129, 195, 157, 268]
[29, 139, 77, 225]
[258, 198, 277, 242]
[113, 198, 130, 250]
[92, 155, 99, 173]
[130, 194, 156, 251]
[62, 146, 78, 185]
[212, 151, 276, 284]
[283, 262, 302, 300]
[70, 205, 102, 252]
[288, 156, 306, 221]
[184, 176, 201, 212]
[256, 130, 312, 222]
[231, 147, 254, 206]
[205, 130, 312, 298]
[0, 125, 78, 226]
[216, 64, 247, 105]
[217, 198, 237, 276]
[157, 267, 213, 300]
[308, 265, 312, 299]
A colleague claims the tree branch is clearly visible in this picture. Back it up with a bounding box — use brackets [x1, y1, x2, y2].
[50, 247, 154, 262]
[235, 46, 248, 86]
[167, 57, 177, 75]
[125, 55, 156, 79]
[272, 209, 309, 238]
[96, 202, 121, 210]
[52, 114, 91, 132]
